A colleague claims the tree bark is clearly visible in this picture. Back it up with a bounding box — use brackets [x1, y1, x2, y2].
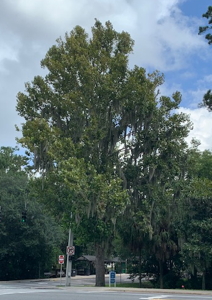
[159, 260, 164, 289]
[202, 269, 206, 290]
[95, 244, 105, 286]
[139, 246, 142, 288]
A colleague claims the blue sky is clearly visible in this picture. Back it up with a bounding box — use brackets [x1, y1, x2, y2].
[180, 0, 211, 17]
[0, 0, 212, 151]
[171, 0, 212, 106]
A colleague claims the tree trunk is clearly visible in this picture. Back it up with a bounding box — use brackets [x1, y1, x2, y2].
[95, 244, 105, 286]
[190, 268, 197, 289]
[159, 260, 164, 289]
[202, 269, 206, 290]
[139, 246, 142, 288]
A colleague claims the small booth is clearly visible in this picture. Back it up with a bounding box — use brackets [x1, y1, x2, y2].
[76, 255, 96, 275]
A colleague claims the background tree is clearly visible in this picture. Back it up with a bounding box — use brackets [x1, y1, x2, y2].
[0, 147, 63, 280]
[199, 6, 212, 111]
[179, 149, 212, 290]
[199, 6, 212, 45]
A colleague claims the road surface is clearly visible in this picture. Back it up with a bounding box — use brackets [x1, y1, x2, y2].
[0, 287, 212, 300]
[1, 275, 212, 300]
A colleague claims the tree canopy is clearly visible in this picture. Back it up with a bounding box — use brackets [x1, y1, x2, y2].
[0, 147, 63, 280]
[199, 6, 212, 111]
[16, 20, 192, 286]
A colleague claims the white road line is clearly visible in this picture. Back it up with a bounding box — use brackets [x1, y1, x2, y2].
[139, 296, 170, 300]
[0, 288, 56, 296]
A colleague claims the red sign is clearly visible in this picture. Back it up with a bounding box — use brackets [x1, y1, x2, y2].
[58, 255, 64, 264]
[66, 246, 75, 256]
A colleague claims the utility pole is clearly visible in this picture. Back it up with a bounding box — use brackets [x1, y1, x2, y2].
[65, 228, 73, 286]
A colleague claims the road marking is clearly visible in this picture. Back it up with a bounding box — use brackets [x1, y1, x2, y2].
[0, 288, 56, 296]
[139, 296, 171, 300]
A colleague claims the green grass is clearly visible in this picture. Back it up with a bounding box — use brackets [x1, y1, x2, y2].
[107, 281, 154, 288]
[114, 282, 141, 288]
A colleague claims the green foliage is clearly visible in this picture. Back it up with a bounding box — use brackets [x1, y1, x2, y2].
[16, 20, 192, 286]
[178, 149, 212, 289]
[117, 86, 190, 288]
[199, 6, 212, 45]
[200, 90, 212, 112]
[0, 147, 64, 280]
[180, 178, 212, 271]
[198, 6, 212, 111]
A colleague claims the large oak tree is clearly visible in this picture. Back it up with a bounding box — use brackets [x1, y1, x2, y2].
[16, 20, 191, 286]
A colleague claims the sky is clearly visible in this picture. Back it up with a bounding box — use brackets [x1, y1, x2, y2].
[0, 0, 212, 151]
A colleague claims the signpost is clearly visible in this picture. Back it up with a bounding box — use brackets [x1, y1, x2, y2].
[58, 255, 64, 264]
[65, 228, 74, 286]
[109, 271, 116, 287]
[58, 255, 64, 285]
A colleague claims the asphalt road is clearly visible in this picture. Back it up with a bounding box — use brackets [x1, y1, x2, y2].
[1, 275, 212, 300]
[1, 288, 212, 300]
[0, 273, 134, 288]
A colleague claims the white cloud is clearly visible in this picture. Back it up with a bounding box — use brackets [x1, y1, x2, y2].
[0, 0, 206, 70]
[125, 0, 206, 70]
[199, 74, 212, 85]
[181, 71, 196, 79]
[181, 74, 212, 108]
[0, 0, 211, 148]
[179, 107, 212, 151]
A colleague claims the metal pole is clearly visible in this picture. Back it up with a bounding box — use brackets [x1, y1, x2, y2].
[60, 263, 62, 285]
[65, 228, 73, 286]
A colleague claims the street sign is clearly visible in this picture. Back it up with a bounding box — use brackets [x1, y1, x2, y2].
[109, 271, 116, 286]
[66, 246, 75, 256]
[58, 255, 64, 264]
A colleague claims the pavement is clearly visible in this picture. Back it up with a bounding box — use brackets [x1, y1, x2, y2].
[1, 274, 212, 296]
